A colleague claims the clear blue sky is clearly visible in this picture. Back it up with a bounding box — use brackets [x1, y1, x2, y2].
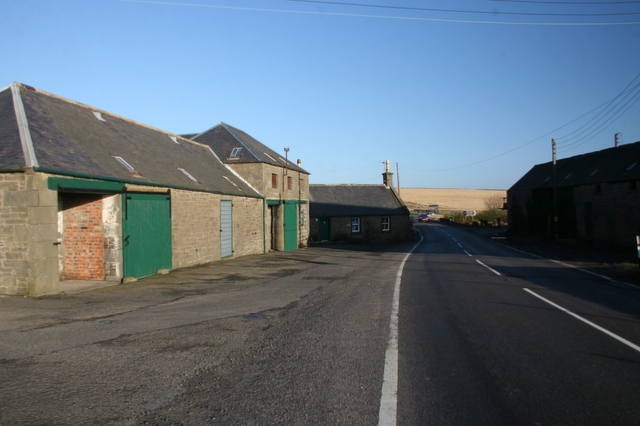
[3, 0, 640, 189]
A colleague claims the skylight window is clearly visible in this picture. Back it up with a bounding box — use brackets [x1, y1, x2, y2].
[178, 168, 199, 183]
[112, 156, 137, 174]
[627, 162, 637, 171]
[230, 147, 243, 157]
[93, 111, 107, 122]
[169, 135, 180, 145]
[223, 176, 242, 191]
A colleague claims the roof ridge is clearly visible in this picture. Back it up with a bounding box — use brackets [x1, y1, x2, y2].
[220, 122, 263, 160]
[10, 82, 204, 150]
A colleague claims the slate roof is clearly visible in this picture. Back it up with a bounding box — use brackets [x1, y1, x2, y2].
[509, 141, 640, 192]
[0, 82, 260, 197]
[188, 122, 309, 175]
[309, 184, 409, 217]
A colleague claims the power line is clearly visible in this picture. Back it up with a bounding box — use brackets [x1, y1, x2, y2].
[488, 0, 640, 4]
[287, 0, 640, 17]
[112, 0, 640, 25]
[555, 71, 640, 150]
[406, 71, 640, 172]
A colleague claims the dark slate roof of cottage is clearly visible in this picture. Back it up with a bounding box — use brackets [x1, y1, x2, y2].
[188, 122, 309, 175]
[309, 184, 409, 217]
[0, 82, 260, 197]
[509, 141, 640, 192]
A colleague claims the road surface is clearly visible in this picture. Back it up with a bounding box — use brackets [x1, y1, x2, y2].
[1, 223, 639, 425]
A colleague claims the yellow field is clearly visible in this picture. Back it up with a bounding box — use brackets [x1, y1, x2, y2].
[398, 188, 507, 213]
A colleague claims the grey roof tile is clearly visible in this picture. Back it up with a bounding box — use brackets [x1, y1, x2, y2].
[310, 184, 409, 217]
[190, 122, 309, 174]
[510, 141, 640, 191]
[0, 83, 260, 197]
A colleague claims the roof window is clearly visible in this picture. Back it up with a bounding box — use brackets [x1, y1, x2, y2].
[178, 168, 199, 183]
[112, 156, 138, 174]
[230, 147, 243, 157]
[264, 152, 277, 162]
[93, 111, 107, 122]
[169, 135, 180, 145]
[627, 162, 637, 171]
[223, 176, 243, 191]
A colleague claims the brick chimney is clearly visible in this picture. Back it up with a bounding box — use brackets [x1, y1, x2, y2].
[382, 160, 394, 188]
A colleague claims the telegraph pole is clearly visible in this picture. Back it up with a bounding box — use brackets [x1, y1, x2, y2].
[552, 139, 558, 240]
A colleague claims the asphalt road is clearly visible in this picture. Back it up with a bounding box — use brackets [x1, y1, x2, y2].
[399, 222, 640, 425]
[2, 224, 639, 425]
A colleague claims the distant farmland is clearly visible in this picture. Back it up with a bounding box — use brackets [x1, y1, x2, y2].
[398, 188, 507, 213]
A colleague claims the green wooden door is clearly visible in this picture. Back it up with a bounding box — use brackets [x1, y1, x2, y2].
[318, 217, 330, 241]
[284, 203, 298, 251]
[123, 193, 172, 279]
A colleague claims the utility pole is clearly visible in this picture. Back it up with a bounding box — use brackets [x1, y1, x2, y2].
[552, 139, 558, 240]
[396, 162, 401, 195]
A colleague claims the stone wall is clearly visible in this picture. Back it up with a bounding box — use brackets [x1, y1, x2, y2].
[310, 214, 412, 243]
[575, 181, 640, 247]
[0, 171, 58, 296]
[171, 189, 220, 269]
[171, 189, 265, 269]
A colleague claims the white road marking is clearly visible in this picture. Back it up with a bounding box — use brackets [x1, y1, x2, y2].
[378, 231, 424, 426]
[524, 288, 640, 354]
[476, 259, 502, 276]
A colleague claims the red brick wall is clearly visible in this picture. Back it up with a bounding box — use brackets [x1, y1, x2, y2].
[62, 194, 105, 280]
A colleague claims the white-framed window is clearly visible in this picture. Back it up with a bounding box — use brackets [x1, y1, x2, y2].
[351, 217, 361, 234]
[230, 147, 243, 157]
[382, 216, 390, 232]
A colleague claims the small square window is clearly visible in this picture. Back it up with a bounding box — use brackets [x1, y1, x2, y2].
[351, 217, 361, 234]
[272, 173, 278, 189]
[382, 217, 390, 232]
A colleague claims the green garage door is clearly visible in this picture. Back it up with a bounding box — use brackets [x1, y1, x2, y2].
[123, 193, 172, 279]
[284, 203, 298, 251]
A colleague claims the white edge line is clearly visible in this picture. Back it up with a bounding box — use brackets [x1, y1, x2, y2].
[378, 230, 424, 426]
[496, 243, 633, 288]
[476, 259, 502, 276]
[523, 288, 640, 353]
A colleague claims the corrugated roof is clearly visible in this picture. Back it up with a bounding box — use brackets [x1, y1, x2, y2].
[0, 83, 261, 197]
[310, 184, 409, 217]
[510, 141, 640, 192]
[189, 122, 309, 175]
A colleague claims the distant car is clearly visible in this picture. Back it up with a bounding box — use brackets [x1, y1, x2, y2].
[418, 213, 430, 222]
